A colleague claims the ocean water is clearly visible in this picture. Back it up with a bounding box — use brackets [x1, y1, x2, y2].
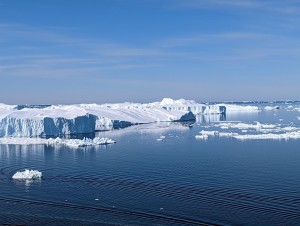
[1, 102, 300, 225]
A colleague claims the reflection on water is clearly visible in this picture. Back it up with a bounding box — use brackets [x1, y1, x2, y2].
[0, 144, 45, 160]
[13, 178, 42, 189]
[196, 114, 226, 124]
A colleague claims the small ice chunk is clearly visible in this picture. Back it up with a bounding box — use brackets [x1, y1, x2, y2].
[12, 169, 42, 180]
[218, 132, 239, 137]
[195, 134, 208, 139]
[199, 130, 219, 136]
[157, 135, 166, 141]
[264, 106, 279, 111]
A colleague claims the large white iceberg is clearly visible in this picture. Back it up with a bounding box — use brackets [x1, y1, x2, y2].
[0, 105, 97, 137]
[0, 98, 226, 137]
[12, 169, 42, 180]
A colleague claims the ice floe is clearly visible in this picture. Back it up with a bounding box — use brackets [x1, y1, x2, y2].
[216, 122, 276, 130]
[157, 135, 166, 141]
[233, 131, 300, 140]
[195, 134, 209, 139]
[196, 120, 300, 141]
[12, 169, 42, 180]
[0, 137, 116, 147]
[264, 106, 280, 110]
[197, 130, 238, 138]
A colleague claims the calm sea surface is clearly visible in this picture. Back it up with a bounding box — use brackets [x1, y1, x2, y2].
[1, 103, 300, 225]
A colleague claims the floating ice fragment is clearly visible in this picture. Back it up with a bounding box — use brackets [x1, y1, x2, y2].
[195, 134, 208, 139]
[264, 106, 279, 111]
[12, 169, 42, 180]
[199, 130, 219, 136]
[233, 131, 300, 140]
[216, 122, 276, 130]
[218, 132, 239, 137]
[0, 137, 116, 147]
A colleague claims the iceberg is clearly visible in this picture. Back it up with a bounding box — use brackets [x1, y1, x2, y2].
[12, 169, 42, 180]
[160, 98, 226, 115]
[0, 105, 97, 137]
[0, 98, 226, 137]
[217, 104, 259, 112]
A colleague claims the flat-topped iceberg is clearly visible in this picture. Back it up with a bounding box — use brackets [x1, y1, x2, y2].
[0, 105, 97, 137]
[0, 98, 226, 137]
[12, 169, 42, 180]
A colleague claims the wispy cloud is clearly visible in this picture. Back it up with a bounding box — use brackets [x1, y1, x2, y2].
[1, 22, 300, 81]
[0, 23, 165, 78]
[173, 0, 300, 14]
[180, 0, 263, 9]
[160, 32, 270, 47]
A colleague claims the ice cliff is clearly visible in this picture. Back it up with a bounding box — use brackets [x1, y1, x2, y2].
[0, 106, 97, 137]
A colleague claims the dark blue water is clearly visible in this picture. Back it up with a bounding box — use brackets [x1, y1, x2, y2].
[1, 103, 300, 225]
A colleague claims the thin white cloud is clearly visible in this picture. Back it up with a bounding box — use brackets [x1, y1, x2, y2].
[0, 23, 164, 78]
[173, 0, 300, 14]
[160, 32, 270, 48]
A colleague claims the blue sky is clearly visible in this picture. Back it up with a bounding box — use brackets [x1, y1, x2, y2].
[0, 0, 300, 104]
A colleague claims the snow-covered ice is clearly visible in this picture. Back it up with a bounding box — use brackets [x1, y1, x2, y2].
[12, 169, 42, 180]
